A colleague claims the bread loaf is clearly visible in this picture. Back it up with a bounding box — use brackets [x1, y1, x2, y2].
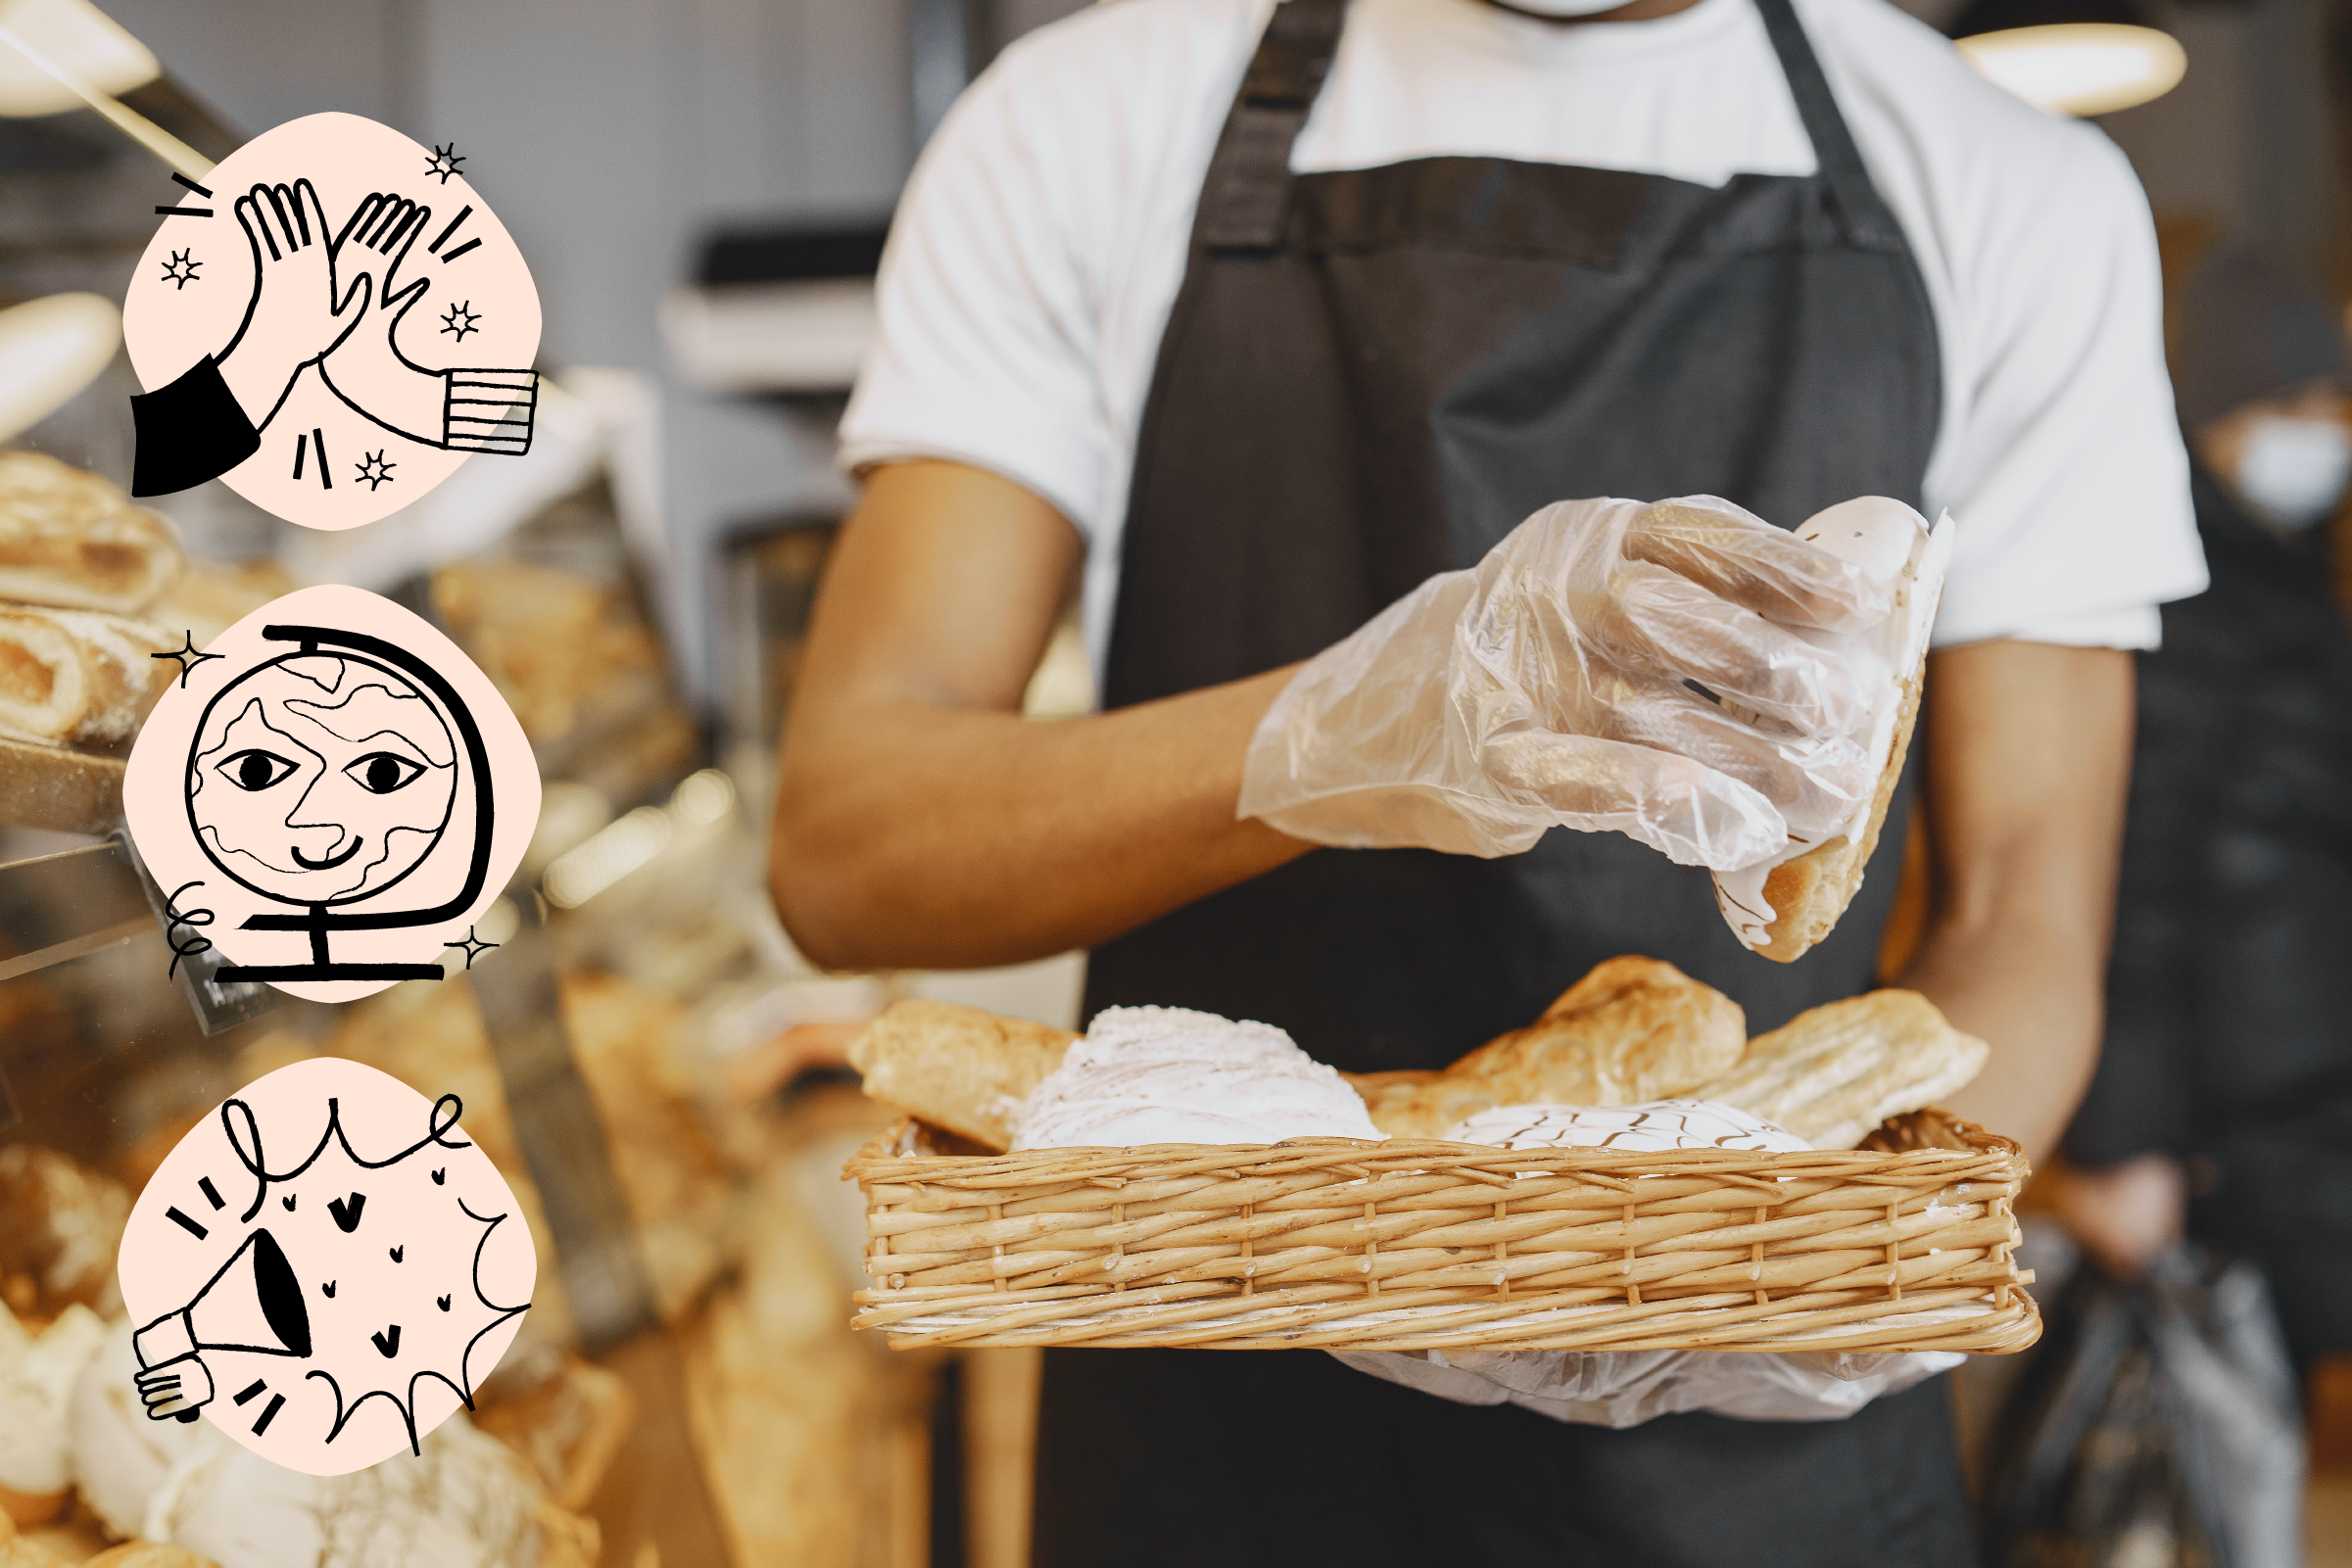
[0, 604, 173, 745]
[0, 452, 181, 614]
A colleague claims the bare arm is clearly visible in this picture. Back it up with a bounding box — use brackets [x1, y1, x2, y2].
[771, 460, 1309, 971]
[1901, 641, 2136, 1164]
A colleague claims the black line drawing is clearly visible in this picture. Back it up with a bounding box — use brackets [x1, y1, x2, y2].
[313, 190, 535, 455]
[154, 206, 213, 217]
[181, 623, 496, 986]
[355, 450, 396, 490]
[442, 925, 498, 968]
[200, 1177, 226, 1210]
[133, 1226, 312, 1424]
[173, 172, 215, 198]
[130, 176, 538, 499]
[312, 426, 330, 489]
[127, 1083, 526, 1457]
[427, 204, 471, 255]
[437, 301, 479, 342]
[159, 878, 216, 977]
[167, 1206, 208, 1240]
[423, 142, 465, 183]
[291, 432, 306, 480]
[153, 630, 226, 689]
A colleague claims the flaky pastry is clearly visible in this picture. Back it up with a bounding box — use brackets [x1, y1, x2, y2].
[846, 1000, 1078, 1153]
[1349, 956, 1746, 1139]
[1694, 989, 1988, 1150]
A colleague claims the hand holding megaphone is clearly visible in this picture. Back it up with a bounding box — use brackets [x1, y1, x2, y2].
[130, 1228, 312, 1425]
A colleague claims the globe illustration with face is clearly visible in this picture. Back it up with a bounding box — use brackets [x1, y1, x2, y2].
[185, 651, 460, 908]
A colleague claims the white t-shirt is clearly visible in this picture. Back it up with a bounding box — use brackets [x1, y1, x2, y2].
[840, 0, 2208, 680]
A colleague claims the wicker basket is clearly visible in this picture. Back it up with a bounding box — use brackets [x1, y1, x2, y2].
[847, 1120, 2040, 1354]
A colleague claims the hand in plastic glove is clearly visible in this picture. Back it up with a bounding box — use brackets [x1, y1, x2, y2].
[1330, 1345, 1963, 1427]
[1238, 496, 1900, 872]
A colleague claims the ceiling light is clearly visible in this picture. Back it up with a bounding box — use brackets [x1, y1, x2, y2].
[1956, 22, 2186, 117]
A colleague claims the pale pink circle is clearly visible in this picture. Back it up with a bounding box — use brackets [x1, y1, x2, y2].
[124, 113, 541, 531]
[117, 1057, 538, 1477]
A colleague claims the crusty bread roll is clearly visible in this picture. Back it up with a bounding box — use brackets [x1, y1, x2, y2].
[1694, 989, 1988, 1151]
[0, 452, 182, 614]
[846, 1000, 1079, 1153]
[1856, 1106, 1979, 1154]
[0, 1510, 68, 1568]
[0, 604, 173, 746]
[1349, 956, 1747, 1140]
[0, 1145, 130, 1321]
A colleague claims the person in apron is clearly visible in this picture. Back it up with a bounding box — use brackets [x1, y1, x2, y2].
[1039, 2, 1962, 1559]
[776, 0, 2200, 1560]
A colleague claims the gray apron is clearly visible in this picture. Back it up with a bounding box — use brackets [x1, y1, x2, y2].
[1038, 0, 1969, 1560]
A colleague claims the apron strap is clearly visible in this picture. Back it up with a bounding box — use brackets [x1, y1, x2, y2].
[1200, 0, 1349, 251]
[1751, 0, 1904, 249]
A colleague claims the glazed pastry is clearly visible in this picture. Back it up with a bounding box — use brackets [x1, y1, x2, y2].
[1694, 989, 1989, 1151]
[0, 1301, 106, 1526]
[1010, 1006, 1381, 1150]
[70, 1316, 203, 1542]
[144, 1414, 597, 1568]
[1705, 498, 1953, 964]
[0, 604, 174, 745]
[0, 1146, 131, 1320]
[1442, 1099, 1809, 1154]
[1350, 957, 1747, 1140]
[0, 452, 182, 614]
[848, 1000, 1079, 1153]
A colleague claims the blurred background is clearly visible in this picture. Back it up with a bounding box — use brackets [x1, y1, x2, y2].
[0, 0, 2346, 1564]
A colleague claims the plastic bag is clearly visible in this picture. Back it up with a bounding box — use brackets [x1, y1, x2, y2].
[1237, 495, 1898, 872]
[1329, 1345, 1963, 1427]
[1979, 1246, 2303, 1568]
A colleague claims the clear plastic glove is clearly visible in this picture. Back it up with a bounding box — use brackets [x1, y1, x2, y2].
[1238, 496, 1901, 871]
[1329, 1345, 1963, 1427]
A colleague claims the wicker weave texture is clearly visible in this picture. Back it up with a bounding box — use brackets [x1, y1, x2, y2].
[848, 1126, 2040, 1354]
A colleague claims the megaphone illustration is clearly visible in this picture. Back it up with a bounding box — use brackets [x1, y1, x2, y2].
[133, 1228, 312, 1423]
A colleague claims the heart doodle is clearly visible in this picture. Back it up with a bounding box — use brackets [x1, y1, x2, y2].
[328, 1193, 366, 1233]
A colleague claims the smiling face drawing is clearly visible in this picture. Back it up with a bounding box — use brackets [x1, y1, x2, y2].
[186, 652, 459, 906]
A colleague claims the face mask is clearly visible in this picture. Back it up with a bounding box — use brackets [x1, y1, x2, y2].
[2235, 414, 2352, 531]
[1486, 0, 1646, 16]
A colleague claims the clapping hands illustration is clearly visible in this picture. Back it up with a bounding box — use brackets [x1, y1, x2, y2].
[209, 182, 535, 454]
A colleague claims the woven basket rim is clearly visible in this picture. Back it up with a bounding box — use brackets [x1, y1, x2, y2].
[845, 1123, 2024, 1182]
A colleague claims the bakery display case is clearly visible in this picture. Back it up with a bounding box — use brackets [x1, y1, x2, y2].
[0, 91, 980, 1563]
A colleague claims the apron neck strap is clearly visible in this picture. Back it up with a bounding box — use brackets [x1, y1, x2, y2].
[1197, 0, 1900, 252]
[1750, 0, 1901, 247]
[1200, 0, 1349, 252]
